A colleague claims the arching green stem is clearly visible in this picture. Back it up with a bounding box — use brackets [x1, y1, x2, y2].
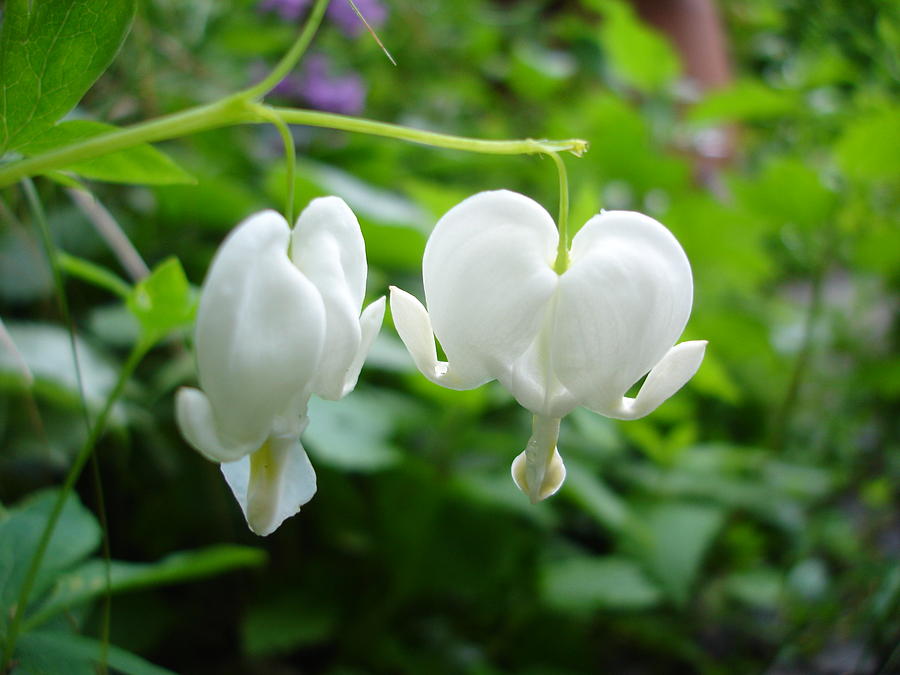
[242, 0, 331, 101]
[550, 152, 570, 274]
[258, 108, 298, 223]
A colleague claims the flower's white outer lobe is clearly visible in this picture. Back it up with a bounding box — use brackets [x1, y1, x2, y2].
[176, 200, 384, 535]
[391, 190, 706, 503]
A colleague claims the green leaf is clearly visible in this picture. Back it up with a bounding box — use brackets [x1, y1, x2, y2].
[0, 0, 137, 153]
[0, 322, 120, 412]
[689, 80, 800, 123]
[731, 158, 838, 231]
[625, 502, 726, 606]
[56, 252, 132, 299]
[126, 258, 196, 345]
[18, 121, 195, 186]
[595, 0, 681, 92]
[723, 568, 783, 609]
[242, 590, 337, 657]
[305, 391, 406, 472]
[27, 545, 266, 629]
[0, 490, 100, 635]
[541, 554, 663, 613]
[835, 108, 900, 182]
[16, 631, 175, 675]
[564, 460, 633, 532]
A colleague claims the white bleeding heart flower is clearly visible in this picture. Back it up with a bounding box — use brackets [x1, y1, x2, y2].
[176, 198, 385, 535]
[390, 190, 706, 504]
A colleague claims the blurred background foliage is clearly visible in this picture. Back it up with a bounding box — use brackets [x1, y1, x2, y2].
[0, 0, 898, 673]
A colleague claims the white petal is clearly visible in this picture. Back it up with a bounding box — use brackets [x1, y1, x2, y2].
[389, 286, 487, 390]
[176, 387, 262, 463]
[292, 197, 368, 400]
[601, 340, 707, 420]
[220, 432, 317, 537]
[423, 190, 559, 386]
[510, 415, 565, 503]
[340, 296, 386, 397]
[551, 211, 694, 412]
[194, 210, 326, 450]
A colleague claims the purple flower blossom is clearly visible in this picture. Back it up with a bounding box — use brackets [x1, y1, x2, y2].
[298, 54, 366, 115]
[259, 0, 386, 37]
[263, 54, 366, 115]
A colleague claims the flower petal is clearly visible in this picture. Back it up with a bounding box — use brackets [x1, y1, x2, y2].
[389, 286, 487, 389]
[340, 295, 386, 397]
[551, 211, 694, 411]
[423, 190, 559, 387]
[220, 433, 317, 536]
[175, 387, 261, 463]
[600, 340, 707, 420]
[292, 197, 368, 400]
[194, 210, 326, 450]
[511, 415, 566, 503]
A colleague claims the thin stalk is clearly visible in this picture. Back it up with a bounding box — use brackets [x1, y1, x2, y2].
[0, 100, 587, 188]
[549, 152, 570, 273]
[268, 106, 588, 157]
[21, 179, 112, 673]
[1, 341, 149, 669]
[770, 264, 826, 451]
[0, 96, 252, 188]
[258, 108, 298, 223]
[242, 0, 330, 100]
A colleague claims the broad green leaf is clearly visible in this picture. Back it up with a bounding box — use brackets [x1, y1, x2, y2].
[689, 80, 800, 123]
[541, 554, 663, 612]
[0, 0, 137, 153]
[564, 460, 633, 532]
[242, 591, 337, 657]
[19, 121, 195, 186]
[595, 0, 681, 92]
[835, 108, 900, 182]
[305, 391, 407, 472]
[625, 502, 726, 606]
[731, 158, 838, 231]
[16, 631, 175, 675]
[723, 568, 783, 609]
[0, 490, 100, 635]
[126, 258, 196, 345]
[0, 322, 120, 412]
[28, 545, 266, 629]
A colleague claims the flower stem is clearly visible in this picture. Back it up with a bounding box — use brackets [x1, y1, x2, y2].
[258, 108, 298, 223]
[268, 106, 588, 157]
[549, 152, 570, 274]
[242, 0, 331, 100]
[0, 99, 588, 188]
[1, 341, 150, 670]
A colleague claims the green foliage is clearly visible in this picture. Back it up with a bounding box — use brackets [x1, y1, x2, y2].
[126, 258, 196, 346]
[1, 0, 898, 673]
[0, 0, 136, 153]
[19, 121, 195, 186]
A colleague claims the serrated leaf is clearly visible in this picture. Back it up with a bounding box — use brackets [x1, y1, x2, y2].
[19, 121, 195, 185]
[541, 554, 662, 612]
[0, 0, 137, 153]
[126, 258, 196, 344]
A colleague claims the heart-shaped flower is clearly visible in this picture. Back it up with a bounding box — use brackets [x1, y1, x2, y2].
[390, 190, 706, 503]
[176, 198, 385, 535]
